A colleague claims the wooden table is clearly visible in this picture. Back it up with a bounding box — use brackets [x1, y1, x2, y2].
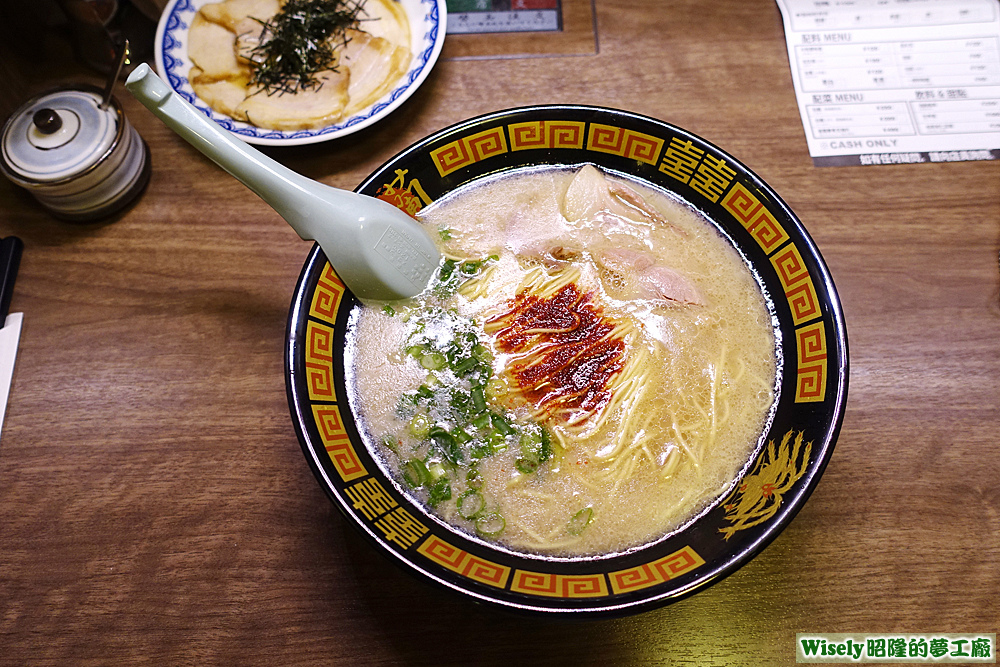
[1, 1, 998, 664]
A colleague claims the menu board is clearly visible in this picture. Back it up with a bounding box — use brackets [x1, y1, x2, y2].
[445, 0, 562, 34]
[775, 0, 1000, 166]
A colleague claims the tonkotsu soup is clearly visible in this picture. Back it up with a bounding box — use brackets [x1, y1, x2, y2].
[345, 164, 779, 556]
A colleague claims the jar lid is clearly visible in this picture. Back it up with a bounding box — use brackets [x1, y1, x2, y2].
[1, 87, 121, 184]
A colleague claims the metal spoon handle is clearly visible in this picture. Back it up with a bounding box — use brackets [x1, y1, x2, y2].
[100, 39, 130, 111]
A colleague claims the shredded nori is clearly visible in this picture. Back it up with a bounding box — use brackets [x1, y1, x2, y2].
[248, 0, 366, 95]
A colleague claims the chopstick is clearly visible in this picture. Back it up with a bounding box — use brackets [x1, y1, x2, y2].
[0, 237, 23, 325]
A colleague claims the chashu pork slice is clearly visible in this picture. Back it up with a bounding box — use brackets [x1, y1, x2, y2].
[188, 14, 246, 81]
[235, 70, 350, 130]
[233, 16, 267, 66]
[358, 0, 410, 47]
[340, 29, 410, 116]
[190, 67, 251, 118]
[562, 164, 680, 231]
[198, 0, 280, 32]
[595, 247, 704, 306]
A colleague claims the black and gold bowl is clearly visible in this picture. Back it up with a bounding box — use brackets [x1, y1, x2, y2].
[285, 106, 848, 617]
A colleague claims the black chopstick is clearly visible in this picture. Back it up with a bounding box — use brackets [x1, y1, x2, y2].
[0, 236, 23, 325]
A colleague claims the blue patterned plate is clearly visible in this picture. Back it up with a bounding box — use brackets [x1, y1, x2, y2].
[154, 0, 446, 145]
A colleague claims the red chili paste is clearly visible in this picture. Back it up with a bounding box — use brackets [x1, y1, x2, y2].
[488, 283, 626, 419]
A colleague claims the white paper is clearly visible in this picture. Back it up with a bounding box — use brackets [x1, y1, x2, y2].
[775, 0, 1000, 166]
[0, 312, 23, 441]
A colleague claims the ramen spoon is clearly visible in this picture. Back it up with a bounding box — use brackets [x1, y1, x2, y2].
[124, 64, 440, 301]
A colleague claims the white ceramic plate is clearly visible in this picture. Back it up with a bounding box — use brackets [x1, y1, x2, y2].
[154, 0, 447, 146]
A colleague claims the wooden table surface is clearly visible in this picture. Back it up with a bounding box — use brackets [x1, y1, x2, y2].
[1, 1, 998, 664]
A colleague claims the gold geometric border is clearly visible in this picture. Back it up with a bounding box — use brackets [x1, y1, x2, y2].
[770, 243, 823, 327]
[721, 182, 791, 254]
[309, 262, 345, 325]
[311, 404, 367, 482]
[608, 546, 706, 595]
[586, 123, 664, 165]
[430, 121, 666, 175]
[509, 120, 586, 151]
[795, 321, 828, 403]
[784, 279, 822, 327]
[770, 242, 810, 288]
[408, 538, 709, 598]
[304, 320, 336, 402]
[510, 570, 609, 598]
[416, 535, 511, 589]
[430, 127, 509, 177]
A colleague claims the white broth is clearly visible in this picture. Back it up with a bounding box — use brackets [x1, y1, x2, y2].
[346, 164, 778, 556]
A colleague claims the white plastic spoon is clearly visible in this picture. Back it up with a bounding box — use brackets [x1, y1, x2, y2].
[124, 63, 440, 301]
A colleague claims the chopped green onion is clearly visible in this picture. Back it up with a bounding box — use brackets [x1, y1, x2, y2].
[568, 507, 594, 535]
[519, 426, 552, 465]
[471, 344, 493, 364]
[457, 490, 485, 519]
[470, 441, 492, 460]
[471, 413, 492, 430]
[520, 428, 542, 448]
[428, 477, 451, 507]
[402, 459, 430, 488]
[449, 391, 471, 415]
[407, 413, 431, 439]
[491, 414, 515, 436]
[470, 385, 487, 412]
[438, 259, 456, 281]
[486, 433, 507, 454]
[429, 427, 463, 465]
[458, 260, 482, 276]
[515, 457, 539, 474]
[405, 344, 424, 358]
[381, 434, 400, 453]
[382, 304, 395, 316]
[420, 352, 447, 370]
[438, 227, 452, 240]
[466, 468, 484, 490]
[539, 427, 553, 462]
[485, 378, 507, 400]
[452, 356, 479, 376]
[395, 393, 417, 419]
[475, 512, 505, 537]
[519, 433, 541, 461]
[427, 461, 448, 480]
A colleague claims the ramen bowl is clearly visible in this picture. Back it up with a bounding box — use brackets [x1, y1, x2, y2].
[285, 106, 848, 617]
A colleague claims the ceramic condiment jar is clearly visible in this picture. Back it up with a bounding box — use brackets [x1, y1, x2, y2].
[0, 85, 150, 222]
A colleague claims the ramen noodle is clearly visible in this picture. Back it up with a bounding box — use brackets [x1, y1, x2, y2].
[346, 165, 779, 556]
